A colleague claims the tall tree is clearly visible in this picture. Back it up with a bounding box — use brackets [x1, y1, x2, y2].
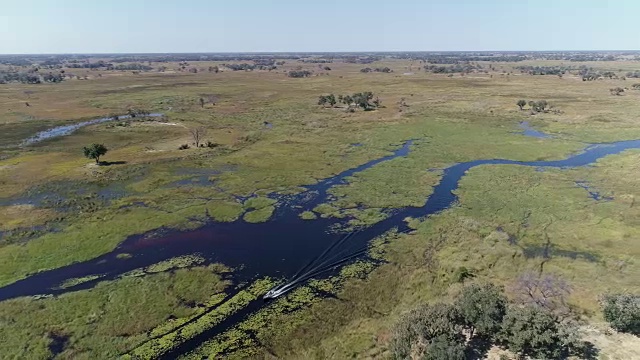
[456, 283, 507, 338]
[499, 305, 578, 359]
[83, 144, 108, 164]
[390, 303, 465, 360]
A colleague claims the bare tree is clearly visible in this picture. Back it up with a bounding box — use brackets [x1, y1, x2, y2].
[512, 272, 571, 313]
[189, 127, 207, 148]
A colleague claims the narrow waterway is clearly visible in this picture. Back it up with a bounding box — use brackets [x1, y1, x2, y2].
[22, 113, 163, 145]
[2, 127, 640, 356]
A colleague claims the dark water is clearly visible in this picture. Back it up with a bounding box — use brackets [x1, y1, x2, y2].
[2, 134, 640, 356]
[47, 333, 70, 355]
[575, 181, 614, 201]
[22, 113, 163, 145]
[519, 121, 552, 139]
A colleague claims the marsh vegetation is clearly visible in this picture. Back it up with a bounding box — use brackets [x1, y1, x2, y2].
[1, 52, 639, 359]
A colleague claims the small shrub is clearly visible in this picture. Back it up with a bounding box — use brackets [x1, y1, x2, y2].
[178, 144, 190, 150]
[239, 131, 261, 144]
[205, 141, 218, 148]
[610, 87, 625, 96]
[288, 70, 312, 78]
[452, 266, 474, 283]
[602, 293, 640, 335]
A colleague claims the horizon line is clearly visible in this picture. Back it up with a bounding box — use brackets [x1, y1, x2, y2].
[2, 50, 640, 56]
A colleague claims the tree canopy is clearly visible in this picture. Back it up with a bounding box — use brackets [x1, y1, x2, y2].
[389, 281, 585, 359]
[602, 293, 640, 335]
[455, 283, 507, 338]
[390, 303, 464, 360]
[499, 305, 578, 359]
[82, 144, 108, 164]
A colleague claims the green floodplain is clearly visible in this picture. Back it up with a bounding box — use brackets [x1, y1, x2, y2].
[0, 53, 639, 358]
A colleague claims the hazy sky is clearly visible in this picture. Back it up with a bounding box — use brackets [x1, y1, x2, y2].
[1, 0, 638, 54]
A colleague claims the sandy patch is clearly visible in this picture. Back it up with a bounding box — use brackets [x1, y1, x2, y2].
[583, 324, 640, 360]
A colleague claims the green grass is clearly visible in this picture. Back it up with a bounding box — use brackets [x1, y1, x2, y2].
[0, 265, 229, 359]
[243, 205, 275, 223]
[127, 278, 274, 359]
[2, 57, 640, 358]
[0, 204, 219, 286]
[299, 211, 317, 220]
[242, 196, 275, 210]
[182, 148, 640, 359]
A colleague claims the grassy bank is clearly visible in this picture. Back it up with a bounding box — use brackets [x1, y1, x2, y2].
[1, 57, 639, 358]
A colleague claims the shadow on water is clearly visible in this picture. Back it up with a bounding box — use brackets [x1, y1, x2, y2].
[3, 132, 640, 356]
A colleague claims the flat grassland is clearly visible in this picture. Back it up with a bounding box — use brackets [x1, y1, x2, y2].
[0, 57, 639, 359]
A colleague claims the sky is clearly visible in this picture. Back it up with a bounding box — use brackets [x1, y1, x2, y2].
[1, 0, 638, 54]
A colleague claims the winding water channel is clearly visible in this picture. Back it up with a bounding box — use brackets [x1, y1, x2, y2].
[3, 124, 640, 356]
[22, 113, 163, 145]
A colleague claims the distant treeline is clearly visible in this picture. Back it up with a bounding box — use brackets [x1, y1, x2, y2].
[424, 55, 527, 63]
[515, 65, 568, 76]
[344, 56, 380, 64]
[513, 64, 640, 81]
[4, 52, 640, 68]
[66, 61, 152, 71]
[360, 67, 392, 73]
[424, 64, 483, 74]
[299, 59, 333, 63]
[223, 63, 278, 71]
[0, 70, 64, 84]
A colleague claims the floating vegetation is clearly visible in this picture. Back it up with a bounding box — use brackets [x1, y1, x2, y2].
[186, 254, 382, 357]
[206, 201, 244, 222]
[149, 293, 228, 338]
[243, 196, 276, 211]
[299, 211, 317, 220]
[56, 274, 105, 289]
[146, 254, 206, 273]
[126, 278, 274, 359]
[243, 206, 275, 223]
